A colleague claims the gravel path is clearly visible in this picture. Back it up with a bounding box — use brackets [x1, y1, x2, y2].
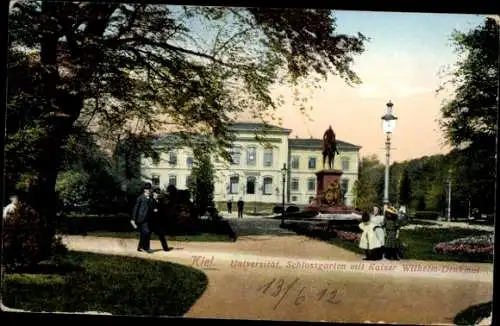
[60, 234, 493, 324]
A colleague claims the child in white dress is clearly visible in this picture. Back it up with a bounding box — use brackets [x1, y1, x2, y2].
[359, 211, 385, 260]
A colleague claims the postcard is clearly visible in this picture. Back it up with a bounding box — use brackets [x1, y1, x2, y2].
[2, 2, 496, 325]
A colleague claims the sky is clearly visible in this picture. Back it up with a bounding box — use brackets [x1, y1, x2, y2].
[260, 11, 488, 163]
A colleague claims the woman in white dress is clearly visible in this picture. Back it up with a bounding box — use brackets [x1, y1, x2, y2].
[358, 211, 385, 260]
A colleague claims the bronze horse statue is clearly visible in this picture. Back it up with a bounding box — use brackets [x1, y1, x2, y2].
[322, 125, 340, 170]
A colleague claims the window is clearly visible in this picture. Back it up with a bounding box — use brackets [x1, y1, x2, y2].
[186, 157, 194, 168]
[263, 177, 273, 195]
[308, 157, 316, 169]
[168, 175, 177, 187]
[307, 178, 316, 192]
[168, 152, 177, 165]
[291, 156, 300, 169]
[341, 157, 350, 171]
[246, 146, 257, 166]
[263, 149, 273, 167]
[291, 178, 299, 191]
[151, 175, 160, 187]
[246, 176, 256, 194]
[229, 176, 239, 194]
[185, 176, 192, 188]
[230, 147, 241, 165]
[292, 196, 298, 202]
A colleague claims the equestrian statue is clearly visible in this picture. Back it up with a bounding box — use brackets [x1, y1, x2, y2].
[322, 125, 340, 170]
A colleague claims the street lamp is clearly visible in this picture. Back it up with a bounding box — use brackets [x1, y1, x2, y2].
[280, 163, 288, 227]
[381, 101, 398, 206]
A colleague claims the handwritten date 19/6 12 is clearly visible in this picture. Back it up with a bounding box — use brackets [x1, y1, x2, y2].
[257, 277, 341, 310]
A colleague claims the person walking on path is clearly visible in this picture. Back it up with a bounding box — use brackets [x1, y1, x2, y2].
[132, 183, 155, 253]
[383, 206, 402, 260]
[237, 198, 244, 219]
[227, 198, 233, 215]
[149, 188, 171, 251]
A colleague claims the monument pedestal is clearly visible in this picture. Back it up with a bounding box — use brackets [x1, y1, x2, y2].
[305, 169, 355, 214]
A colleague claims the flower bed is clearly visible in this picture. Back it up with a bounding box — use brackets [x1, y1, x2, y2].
[434, 234, 494, 255]
[334, 230, 361, 242]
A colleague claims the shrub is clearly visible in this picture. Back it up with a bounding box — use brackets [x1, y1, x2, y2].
[3, 202, 64, 270]
[285, 205, 300, 213]
[414, 211, 440, 220]
[273, 206, 284, 214]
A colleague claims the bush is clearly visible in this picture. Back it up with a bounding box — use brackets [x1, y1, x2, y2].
[3, 202, 64, 270]
[273, 206, 284, 214]
[285, 205, 300, 213]
[414, 211, 440, 220]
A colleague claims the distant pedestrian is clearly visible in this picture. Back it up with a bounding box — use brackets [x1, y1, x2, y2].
[227, 198, 233, 214]
[132, 183, 155, 253]
[150, 188, 170, 252]
[237, 197, 244, 219]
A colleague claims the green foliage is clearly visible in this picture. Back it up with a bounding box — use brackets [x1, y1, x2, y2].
[398, 168, 411, 206]
[189, 150, 215, 216]
[438, 18, 498, 216]
[352, 155, 384, 211]
[2, 252, 208, 316]
[55, 170, 90, 210]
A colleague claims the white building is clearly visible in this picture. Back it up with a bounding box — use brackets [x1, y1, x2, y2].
[140, 122, 361, 211]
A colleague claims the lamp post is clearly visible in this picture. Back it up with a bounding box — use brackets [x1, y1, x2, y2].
[280, 163, 288, 227]
[381, 101, 398, 207]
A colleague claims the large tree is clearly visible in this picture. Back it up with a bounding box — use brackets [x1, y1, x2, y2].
[352, 155, 384, 211]
[7, 2, 367, 256]
[438, 17, 499, 214]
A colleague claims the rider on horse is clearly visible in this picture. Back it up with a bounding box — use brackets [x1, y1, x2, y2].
[323, 125, 340, 169]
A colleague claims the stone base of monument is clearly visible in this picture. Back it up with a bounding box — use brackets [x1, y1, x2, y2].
[303, 169, 361, 221]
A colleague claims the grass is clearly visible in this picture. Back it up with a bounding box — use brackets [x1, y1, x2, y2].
[284, 222, 493, 263]
[398, 227, 493, 263]
[83, 230, 234, 242]
[2, 251, 208, 316]
[454, 301, 492, 325]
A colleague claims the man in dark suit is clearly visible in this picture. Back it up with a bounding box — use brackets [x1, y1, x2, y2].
[237, 198, 244, 219]
[133, 183, 154, 253]
[150, 188, 170, 251]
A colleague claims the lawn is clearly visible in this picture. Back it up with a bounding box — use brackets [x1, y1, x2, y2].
[84, 230, 234, 242]
[2, 251, 208, 316]
[284, 222, 493, 263]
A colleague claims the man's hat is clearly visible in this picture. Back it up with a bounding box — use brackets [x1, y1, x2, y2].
[385, 206, 398, 215]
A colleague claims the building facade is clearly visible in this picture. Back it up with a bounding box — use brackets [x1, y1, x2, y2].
[140, 122, 361, 209]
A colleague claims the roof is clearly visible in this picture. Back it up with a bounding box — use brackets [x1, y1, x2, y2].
[289, 138, 361, 150]
[229, 122, 292, 134]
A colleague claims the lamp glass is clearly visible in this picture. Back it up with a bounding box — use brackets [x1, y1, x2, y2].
[382, 118, 396, 134]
